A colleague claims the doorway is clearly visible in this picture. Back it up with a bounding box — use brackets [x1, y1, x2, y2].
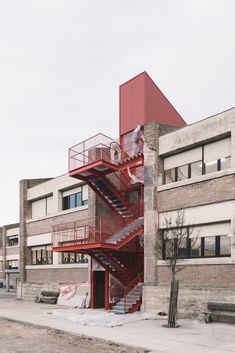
[94, 271, 105, 308]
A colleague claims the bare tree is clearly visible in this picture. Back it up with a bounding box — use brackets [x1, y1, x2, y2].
[154, 209, 196, 328]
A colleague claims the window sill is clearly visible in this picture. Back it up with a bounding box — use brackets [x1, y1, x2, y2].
[157, 257, 234, 266]
[26, 204, 88, 223]
[26, 263, 89, 270]
[158, 167, 235, 191]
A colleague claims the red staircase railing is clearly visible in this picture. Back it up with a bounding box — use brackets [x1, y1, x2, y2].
[124, 271, 144, 313]
[52, 201, 144, 250]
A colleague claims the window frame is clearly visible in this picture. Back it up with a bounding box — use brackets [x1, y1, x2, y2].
[162, 228, 231, 260]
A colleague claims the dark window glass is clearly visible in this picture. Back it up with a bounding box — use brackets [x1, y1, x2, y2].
[220, 235, 231, 256]
[191, 161, 202, 178]
[7, 236, 19, 247]
[190, 238, 201, 257]
[63, 196, 69, 210]
[177, 165, 188, 181]
[31, 247, 52, 265]
[220, 157, 231, 171]
[205, 160, 218, 174]
[164, 238, 175, 259]
[63, 188, 88, 210]
[204, 236, 216, 257]
[177, 237, 188, 258]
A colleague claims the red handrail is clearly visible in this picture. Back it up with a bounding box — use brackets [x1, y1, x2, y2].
[124, 271, 144, 313]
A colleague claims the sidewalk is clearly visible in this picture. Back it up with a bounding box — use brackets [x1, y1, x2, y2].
[0, 298, 234, 353]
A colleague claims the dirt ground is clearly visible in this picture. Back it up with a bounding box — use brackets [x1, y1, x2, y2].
[0, 318, 146, 353]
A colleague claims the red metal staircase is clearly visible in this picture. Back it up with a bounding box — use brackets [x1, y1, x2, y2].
[52, 133, 144, 313]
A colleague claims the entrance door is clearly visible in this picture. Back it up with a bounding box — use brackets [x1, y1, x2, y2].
[94, 271, 105, 308]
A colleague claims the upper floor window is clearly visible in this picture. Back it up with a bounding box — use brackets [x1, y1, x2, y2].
[62, 185, 88, 210]
[31, 195, 53, 219]
[7, 235, 19, 247]
[164, 137, 231, 184]
[31, 245, 53, 265]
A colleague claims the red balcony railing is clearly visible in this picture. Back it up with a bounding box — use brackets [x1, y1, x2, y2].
[68, 133, 143, 173]
[52, 202, 143, 250]
[69, 133, 116, 172]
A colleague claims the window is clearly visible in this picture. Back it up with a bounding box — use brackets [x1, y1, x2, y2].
[62, 185, 88, 210]
[7, 236, 19, 247]
[163, 230, 231, 259]
[205, 160, 218, 175]
[177, 165, 189, 181]
[219, 235, 231, 256]
[62, 252, 88, 264]
[204, 236, 216, 257]
[31, 196, 53, 219]
[7, 260, 18, 269]
[31, 246, 53, 265]
[164, 168, 177, 184]
[190, 238, 202, 257]
[220, 156, 231, 171]
[190, 161, 203, 178]
[163, 137, 231, 184]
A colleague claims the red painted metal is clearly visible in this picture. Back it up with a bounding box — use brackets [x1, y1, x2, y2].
[105, 271, 109, 310]
[124, 272, 144, 313]
[119, 71, 186, 137]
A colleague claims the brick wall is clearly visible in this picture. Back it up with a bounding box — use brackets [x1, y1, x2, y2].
[158, 175, 235, 212]
[26, 267, 88, 283]
[26, 208, 89, 235]
[157, 263, 235, 288]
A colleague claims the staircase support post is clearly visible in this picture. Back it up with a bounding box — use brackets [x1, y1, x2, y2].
[105, 270, 109, 310]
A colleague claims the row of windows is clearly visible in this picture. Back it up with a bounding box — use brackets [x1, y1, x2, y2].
[31, 248, 53, 265]
[163, 234, 231, 259]
[164, 156, 231, 184]
[31, 248, 88, 265]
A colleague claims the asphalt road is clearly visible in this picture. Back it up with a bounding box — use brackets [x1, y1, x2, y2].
[0, 319, 146, 353]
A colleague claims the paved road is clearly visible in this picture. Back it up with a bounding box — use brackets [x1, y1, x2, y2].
[0, 319, 145, 353]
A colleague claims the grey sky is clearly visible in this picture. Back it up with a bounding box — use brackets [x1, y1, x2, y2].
[0, 0, 235, 225]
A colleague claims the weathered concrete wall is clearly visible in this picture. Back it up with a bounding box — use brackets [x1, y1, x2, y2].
[144, 285, 235, 318]
[159, 108, 235, 157]
[17, 281, 60, 301]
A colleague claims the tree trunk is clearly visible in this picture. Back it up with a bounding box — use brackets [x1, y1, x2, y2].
[168, 279, 179, 328]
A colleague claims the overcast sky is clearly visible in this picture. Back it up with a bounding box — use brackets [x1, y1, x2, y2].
[0, 0, 235, 226]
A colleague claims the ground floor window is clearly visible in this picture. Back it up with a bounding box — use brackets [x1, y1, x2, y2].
[62, 252, 88, 264]
[163, 230, 231, 259]
[31, 245, 53, 265]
